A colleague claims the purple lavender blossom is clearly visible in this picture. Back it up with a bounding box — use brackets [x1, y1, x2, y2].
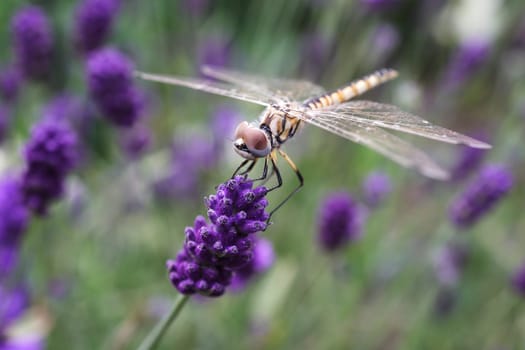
[300, 32, 331, 79]
[74, 0, 120, 54]
[11, 6, 54, 80]
[211, 105, 241, 148]
[449, 164, 512, 229]
[432, 242, 469, 287]
[197, 35, 231, 71]
[86, 48, 143, 127]
[230, 237, 274, 291]
[360, 0, 400, 12]
[42, 94, 87, 123]
[444, 39, 490, 87]
[167, 176, 269, 297]
[181, 0, 209, 17]
[371, 24, 400, 61]
[511, 263, 525, 297]
[0, 66, 23, 103]
[154, 134, 216, 200]
[21, 120, 78, 215]
[0, 177, 29, 279]
[317, 192, 364, 252]
[362, 172, 391, 208]
[119, 124, 151, 159]
[451, 146, 487, 181]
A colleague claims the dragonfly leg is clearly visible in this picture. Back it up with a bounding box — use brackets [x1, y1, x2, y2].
[232, 159, 251, 177]
[239, 159, 258, 176]
[253, 157, 269, 181]
[267, 151, 283, 193]
[266, 150, 304, 224]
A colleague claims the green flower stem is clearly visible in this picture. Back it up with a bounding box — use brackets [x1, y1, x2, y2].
[137, 294, 190, 350]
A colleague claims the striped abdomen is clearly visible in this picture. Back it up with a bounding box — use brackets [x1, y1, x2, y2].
[304, 68, 398, 110]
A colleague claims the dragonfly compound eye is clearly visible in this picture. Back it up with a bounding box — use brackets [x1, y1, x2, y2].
[244, 128, 269, 155]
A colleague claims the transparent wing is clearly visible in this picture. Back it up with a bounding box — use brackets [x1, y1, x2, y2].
[301, 111, 450, 180]
[318, 100, 491, 149]
[202, 65, 326, 101]
[135, 71, 272, 106]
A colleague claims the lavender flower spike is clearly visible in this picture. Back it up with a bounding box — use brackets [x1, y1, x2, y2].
[317, 192, 364, 252]
[362, 171, 391, 208]
[449, 164, 512, 229]
[11, 5, 54, 80]
[22, 120, 78, 215]
[87, 48, 144, 127]
[167, 176, 269, 297]
[74, 0, 120, 54]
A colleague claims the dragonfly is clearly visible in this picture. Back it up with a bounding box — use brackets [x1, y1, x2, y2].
[136, 66, 491, 218]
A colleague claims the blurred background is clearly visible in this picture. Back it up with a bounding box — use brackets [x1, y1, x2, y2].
[1, 0, 525, 349]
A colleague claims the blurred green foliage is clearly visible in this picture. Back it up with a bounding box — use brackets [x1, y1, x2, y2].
[2, 0, 525, 349]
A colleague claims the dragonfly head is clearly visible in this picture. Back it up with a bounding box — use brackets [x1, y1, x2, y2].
[233, 121, 271, 160]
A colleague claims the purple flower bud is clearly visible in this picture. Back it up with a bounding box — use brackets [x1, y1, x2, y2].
[197, 35, 231, 70]
[317, 192, 364, 252]
[168, 176, 269, 297]
[211, 105, 241, 147]
[86, 47, 143, 127]
[362, 171, 391, 208]
[0, 177, 29, 248]
[444, 39, 490, 87]
[300, 32, 331, 78]
[0, 66, 23, 103]
[432, 242, 469, 287]
[231, 237, 274, 291]
[0, 284, 29, 331]
[119, 124, 151, 159]
[74, 0, 120, 54]
[11, 6, 54, 80]
[360, 0, 400, 12]
[22, 120, 79, 215]
[41, 94, 87, 124]
[511, 263, 525, 297]
[449, 164, 512, 229]
[371, 24, 400, 60]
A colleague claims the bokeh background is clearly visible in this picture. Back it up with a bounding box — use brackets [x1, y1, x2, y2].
[1, 0, 525, 349]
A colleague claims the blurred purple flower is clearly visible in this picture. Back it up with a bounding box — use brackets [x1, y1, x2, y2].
[181, 0, 209, 17]
[511, 263, 525, 297]
[41, 94, 87, 124]
[0, 66, 23, 103]
[154, 134, 216, 200]
[360, 0, 400, 12]
[211, 105, 241, 147]
[432, 242, 469, 287]
[443, 39, 490, 87]
[0, 284, 29, 331]
[197, 35, 231, 70]
[21, 120, 78, 216]
[86, 47, 144, 127]
[119, 124, 151, 159]
[167, 176, 269, 297]
[371, 24, 400, 61]
[451, 146, 488, 182]
[317, 192, 364, 252]
[449, 164, 512, 229]
[0, 177, 29, 280]
[11, 6, 54, 80]
[362, 171, 391, 208]
[231, 237, 274, 291]
[300, 32, 331, 78]
[74, 0, 120, 54]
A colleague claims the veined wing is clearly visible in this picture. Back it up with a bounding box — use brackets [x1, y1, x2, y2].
[302, 110, 450, 180]
[202, 65, 326, 101]
[318, 100, 491, 149]
[135, 71, 272, 106]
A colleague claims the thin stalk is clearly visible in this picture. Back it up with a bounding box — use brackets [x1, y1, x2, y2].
[137, 294, 190, 350]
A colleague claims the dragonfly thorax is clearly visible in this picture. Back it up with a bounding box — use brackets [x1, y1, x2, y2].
[233, 121, 272, 160]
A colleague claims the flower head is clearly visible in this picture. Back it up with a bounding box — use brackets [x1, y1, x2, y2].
[0, 66, 23, 103]
[87, 48, 144, 127]
[317, 192, 364, 252]
[449, 164, 512, 229]
[450, 133, 488, 181]
[22, 120, 78, 215]
[231, 237, 275, 291]
[197, 35, 231, 70]
[362, 172, 391, 208]
[0, 177, 29, 247]
[167, 176, 269, 297]
[444, 39, 490, 87]
[119, 124, 151, 159]
[432, 242, 469, 287]
[74, 0, 120, 54]
[11, 5, 54, 80]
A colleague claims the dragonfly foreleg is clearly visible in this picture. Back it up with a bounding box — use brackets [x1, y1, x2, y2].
[232, 159, 251, 178]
